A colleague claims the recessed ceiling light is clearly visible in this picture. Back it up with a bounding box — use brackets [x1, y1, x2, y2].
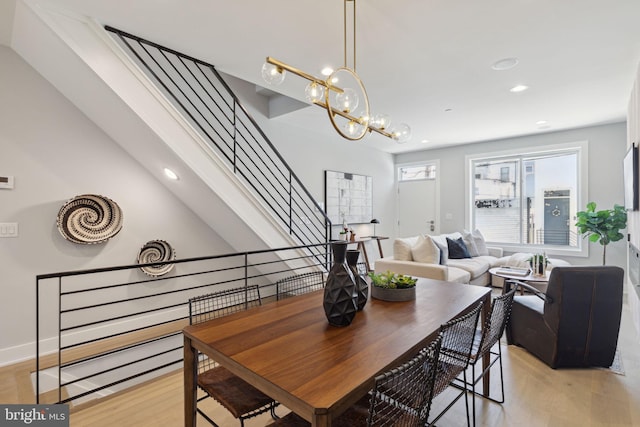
[163, 168, 179, 180]
[492, 57, 519, 71]
[421, 139, 429, 144]
[510, 85, 529, 93]
[536, 120, 551, 129]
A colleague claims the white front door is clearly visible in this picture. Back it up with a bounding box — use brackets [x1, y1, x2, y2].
[397, 162, 439, 237]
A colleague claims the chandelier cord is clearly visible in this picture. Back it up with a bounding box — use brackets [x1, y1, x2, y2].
[344, 0, 356, 71]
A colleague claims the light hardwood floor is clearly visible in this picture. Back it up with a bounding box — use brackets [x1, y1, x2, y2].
[2, 296, 640, 426]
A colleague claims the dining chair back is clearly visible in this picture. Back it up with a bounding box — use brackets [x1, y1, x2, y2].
[266, 335, 444, 427]
[366, 334, 443, 426]
[428, 302, 483, 427]
[275, 271, 325, 300]
[464, 286, 517, 426]
[188, 285, 278, 426]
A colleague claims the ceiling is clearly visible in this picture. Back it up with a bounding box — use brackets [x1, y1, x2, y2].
[5, 0, 640, 153]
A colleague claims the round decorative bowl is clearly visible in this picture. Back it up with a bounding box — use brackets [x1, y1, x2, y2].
[137, 239, 176, 277]
[371, 286, 416, 302]
[56, 194, 123, 244]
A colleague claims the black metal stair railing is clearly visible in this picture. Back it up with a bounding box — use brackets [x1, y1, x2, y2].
[35, 243, 332, 406]
[105, 26, 331, 258]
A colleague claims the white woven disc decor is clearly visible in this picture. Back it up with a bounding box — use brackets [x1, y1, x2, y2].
[137, 239, 176, 277]
[56, 194, 123, 244]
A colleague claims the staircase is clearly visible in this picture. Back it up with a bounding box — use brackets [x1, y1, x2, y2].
[12, 3, 335, 406]
[106, 27, 330, 251]
[12, 3, 330, 263]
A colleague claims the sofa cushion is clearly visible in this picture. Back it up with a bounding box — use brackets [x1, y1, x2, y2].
[446, 257, 491, 280]
[393, 236, 420, 261]
[430, 232, 461, 265]
[504, 252, 531, 267]
[447, 237, 472, 259]
[475, 255, 502, 268]
[500, 253, 570, 270]
[468, 229, 489, 256]
[461, 230, 479, 257]
[446, 267, 472, 284]
[411, 235, 440, 264]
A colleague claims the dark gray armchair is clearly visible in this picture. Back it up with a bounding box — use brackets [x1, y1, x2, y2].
[507, 266, 624, 369]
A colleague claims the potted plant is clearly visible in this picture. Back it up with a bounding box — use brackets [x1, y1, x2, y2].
[368, 270, 417, 301]
[575, 202, 627, 265]
[526, 253, 549, 276]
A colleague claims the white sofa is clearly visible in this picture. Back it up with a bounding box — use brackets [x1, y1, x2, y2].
[374, 231, 571, 287]
[374, 231, 504, 286]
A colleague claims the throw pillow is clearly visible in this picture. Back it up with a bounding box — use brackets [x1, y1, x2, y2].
[447, 237, 471, 259]
[430, 235, 449, 265]
[393, 236, 420, 261]
[411, 235, 440, 264]
[462, 230, 479, 257]
[472, 229, 489, 256]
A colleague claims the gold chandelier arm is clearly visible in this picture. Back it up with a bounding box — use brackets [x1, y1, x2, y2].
[368, 125, 394, 139]
[266, 57, 344, 94]
[313, 100, 395, 139]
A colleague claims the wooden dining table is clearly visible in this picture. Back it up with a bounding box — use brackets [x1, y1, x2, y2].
[183, 277, 491, 427]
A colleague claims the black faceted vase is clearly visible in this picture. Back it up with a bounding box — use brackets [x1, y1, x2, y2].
[346, 249, 368, 311]
[323, 241, 358, 327]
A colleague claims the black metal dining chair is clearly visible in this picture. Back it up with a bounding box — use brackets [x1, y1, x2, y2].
[455, 286, 517, 426]
[266, 335, 444, 427]
[188, 285, 279, 426]
[428, 302, 484, 427]
[275, 271, 325, 300]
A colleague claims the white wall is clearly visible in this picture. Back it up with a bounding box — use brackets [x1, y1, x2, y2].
[395, 122, 628, 269]
[0, 47, 236, 365]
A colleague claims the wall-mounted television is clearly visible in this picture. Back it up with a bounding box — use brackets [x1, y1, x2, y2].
[624, 144, 639, 211]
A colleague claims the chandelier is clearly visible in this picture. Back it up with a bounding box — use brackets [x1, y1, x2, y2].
[261, 0, 411, 142]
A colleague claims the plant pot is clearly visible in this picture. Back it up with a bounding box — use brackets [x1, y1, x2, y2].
[371, 286, 416, 302]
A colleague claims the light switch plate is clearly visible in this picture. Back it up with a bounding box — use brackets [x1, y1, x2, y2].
[0, 223, 18, 237]
[0, 176, 14, 189]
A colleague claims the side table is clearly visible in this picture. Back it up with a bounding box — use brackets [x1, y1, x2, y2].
[348, 236, 388, 271]
[489, 267, 550, 295]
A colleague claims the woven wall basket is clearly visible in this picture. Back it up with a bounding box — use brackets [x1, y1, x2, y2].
[137, 239, 176, 277]
[56, 194, 123, 244]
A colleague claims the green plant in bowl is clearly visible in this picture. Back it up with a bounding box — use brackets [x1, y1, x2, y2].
[368, 271, 417, 289]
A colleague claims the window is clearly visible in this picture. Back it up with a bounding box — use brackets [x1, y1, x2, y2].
[399, 164, 436, 181]
[500, 167, 510, 182]
[469, 144, 585, 252]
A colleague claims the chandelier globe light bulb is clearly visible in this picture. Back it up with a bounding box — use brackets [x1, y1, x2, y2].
[305, 82, 325, 103]
[372, 113, 391, 130]
[261, 62, 286, 85]
[335, 88, 359, 113]
[344, 120, 364, 138]
[392, 123, 412, 143]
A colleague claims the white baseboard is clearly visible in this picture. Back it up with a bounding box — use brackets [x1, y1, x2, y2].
[0, 306, 187, 367]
